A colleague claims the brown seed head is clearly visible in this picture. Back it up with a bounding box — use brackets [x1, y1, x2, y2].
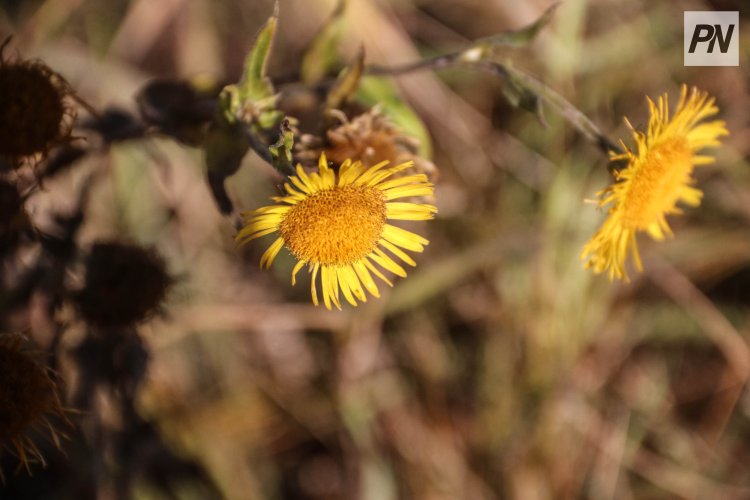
[296, 107, 436, 177]
[0, 48, 76, 164]
[0, 335, 67, 471]
[74, 242, 172, 326]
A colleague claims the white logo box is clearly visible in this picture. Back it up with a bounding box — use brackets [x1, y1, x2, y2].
[684, 11, 739, 66]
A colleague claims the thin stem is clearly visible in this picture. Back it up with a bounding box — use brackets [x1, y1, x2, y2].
[474, 61, 621, 155]
[362, 55, 621, 158]
[366, 53, 460, 76]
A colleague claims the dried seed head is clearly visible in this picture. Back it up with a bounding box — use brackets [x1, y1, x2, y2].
[74, 242, 172, 326]
[0, 47, 76, 165]
[324, 108, 400, 167]
[0, 335, 68, 472]
[296, 107, 436, 176]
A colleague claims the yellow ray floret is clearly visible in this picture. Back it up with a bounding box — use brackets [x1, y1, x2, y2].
[237, 154, 437, 309]
[581, 85, 728, 281]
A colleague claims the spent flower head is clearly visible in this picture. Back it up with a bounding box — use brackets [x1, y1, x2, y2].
[0, 39, 77, 167]
[581, 85, 728, 280]
[297, 107, 436, 176]
[73, 242, 173, 326]
[0, 335, 69, 473]
[237, 154, 437, 309]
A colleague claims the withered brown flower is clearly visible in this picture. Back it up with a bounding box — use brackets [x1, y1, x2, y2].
[0, 38, 77, 167]
[0, 335, 68, 473]
[297, 107, 436, 176]
[73, 242, 173, 326]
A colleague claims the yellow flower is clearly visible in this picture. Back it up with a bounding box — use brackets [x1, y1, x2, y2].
[581, 85, 728, 280]
[237, 154, 437, 309]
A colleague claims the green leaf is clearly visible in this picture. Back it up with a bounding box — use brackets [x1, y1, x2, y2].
[217, 85, 240, 125]
[238, 2, 279, 102]
[204, 121, 250, 214]
[268, 119, 293, 162]
[460, 3, 558, 62]
[356, 76, 432, 158]
[204, 122, 250, 177]
[325, 47, 365, 111]
[268, 118, 295, 176]
[499, 65, 546, 126]
[301, 0, 347, 84]
[216, 3, 283, 131]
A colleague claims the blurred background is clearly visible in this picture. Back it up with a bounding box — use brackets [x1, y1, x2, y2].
[1, 0, 750, 498]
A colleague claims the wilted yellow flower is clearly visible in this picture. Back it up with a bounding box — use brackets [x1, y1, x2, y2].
[238, 154, 437, 309]
[581, 85, 728, 280]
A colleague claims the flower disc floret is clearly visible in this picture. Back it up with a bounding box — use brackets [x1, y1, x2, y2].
[279, 185, 387, 265]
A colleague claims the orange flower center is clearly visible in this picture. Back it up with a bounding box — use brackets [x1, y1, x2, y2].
[620, 138, 693, 229]
[0, 63, 69, 156]
[279, 185, 386, 265]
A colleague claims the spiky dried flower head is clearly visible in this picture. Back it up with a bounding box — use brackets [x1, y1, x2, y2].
[73, 242, 172, 326]
[237, 154, 437, 310]
[581, 85, 728, 280]
[0, 335, 68, 473]
[296, 107, 436, 176]
[0, 39, 76, 166]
